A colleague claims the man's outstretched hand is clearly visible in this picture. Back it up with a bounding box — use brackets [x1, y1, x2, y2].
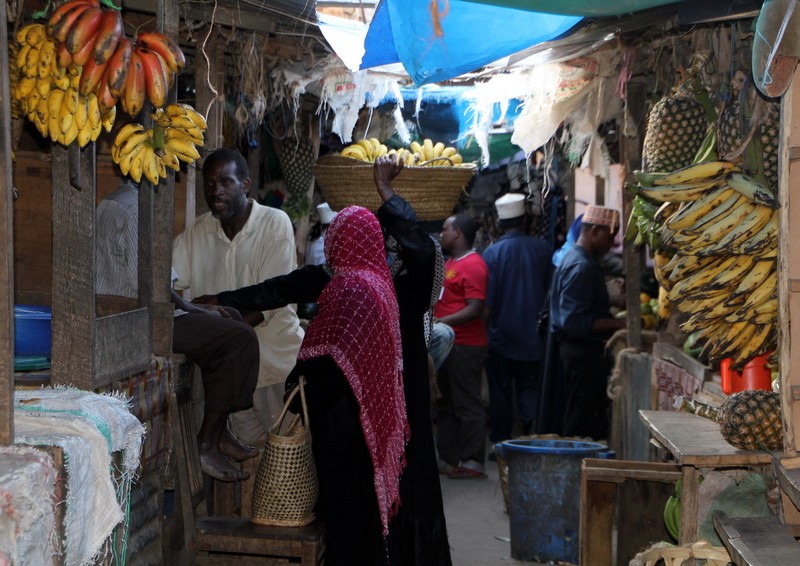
[374, 154, 403, 202]
[192, 294, 219, 305]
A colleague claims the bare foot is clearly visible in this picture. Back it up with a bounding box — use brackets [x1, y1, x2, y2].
[220, 428, 260, 462]
[199, 449, 250, 482]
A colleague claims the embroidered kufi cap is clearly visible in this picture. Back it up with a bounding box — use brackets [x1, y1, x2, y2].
[582, 205, 620, 232]
[495, 193, 526, 220]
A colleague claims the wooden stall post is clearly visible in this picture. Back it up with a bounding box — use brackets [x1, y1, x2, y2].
[148, 0, 180, 356]
[0, 0, 14, 445]
[779, 59, 800, 525]
[51, 146, 97, 388]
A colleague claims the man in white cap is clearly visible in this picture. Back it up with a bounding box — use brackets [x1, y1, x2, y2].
[482, 193, 552, 453]
[305, 202, 337, 267]
[548, 204, 626, 440]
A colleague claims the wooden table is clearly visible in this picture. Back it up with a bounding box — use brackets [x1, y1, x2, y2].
[639, 410, 774, 544]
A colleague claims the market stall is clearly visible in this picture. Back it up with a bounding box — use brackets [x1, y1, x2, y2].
[4, 0, 800, 564]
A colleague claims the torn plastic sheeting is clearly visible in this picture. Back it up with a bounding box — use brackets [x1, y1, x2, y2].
[379, 86, 523, 142]
[361, 0, 582, 86]
[456, 0, 682, 17]
[317, 12, 369, 72]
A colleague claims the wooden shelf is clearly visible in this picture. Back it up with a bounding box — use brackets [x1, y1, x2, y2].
[774, 457, 800, 513]
[713, 512, 800, 566]
[639, 410, 775, 544]
[639, 410, 774, 468]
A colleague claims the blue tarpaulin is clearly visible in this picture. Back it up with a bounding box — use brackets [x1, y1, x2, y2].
[457, 0, 682, 17]
[361, 0, 583, 85]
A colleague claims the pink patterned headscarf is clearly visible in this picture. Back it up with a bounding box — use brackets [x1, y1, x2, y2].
[298, 205, 408, 535]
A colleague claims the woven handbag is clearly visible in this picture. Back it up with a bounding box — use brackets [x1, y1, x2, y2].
[251, 377, 318, 526]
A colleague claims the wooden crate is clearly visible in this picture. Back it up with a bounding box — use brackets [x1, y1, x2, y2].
[581, 458, 682, 566]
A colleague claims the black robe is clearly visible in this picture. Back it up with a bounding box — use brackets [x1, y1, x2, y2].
[217, 195, 452, 566]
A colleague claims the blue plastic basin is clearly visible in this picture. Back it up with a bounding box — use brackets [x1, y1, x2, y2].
[14, 305, 52, 358]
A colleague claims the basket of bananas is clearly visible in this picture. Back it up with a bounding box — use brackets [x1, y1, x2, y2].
[313, 138, 477, 221]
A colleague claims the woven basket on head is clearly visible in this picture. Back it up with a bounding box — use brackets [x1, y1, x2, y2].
[251, 377, 318, 527]
[312, 154, 477, 221]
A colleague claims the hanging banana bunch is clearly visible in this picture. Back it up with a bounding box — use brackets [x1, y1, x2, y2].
[627, 159, 779, 368]
[112, 103, 206, 185]
[11, 22, 113, 146]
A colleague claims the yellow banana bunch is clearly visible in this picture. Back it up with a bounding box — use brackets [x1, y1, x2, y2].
[113, 116, 204, 185]
[409, 138, 464, 165]
[12, 23, 114, 147]
[111, 124, 162, 185]
[340, 138, 389, 162]
[626, 159, 780, 368]
[387, 147, 418, 166]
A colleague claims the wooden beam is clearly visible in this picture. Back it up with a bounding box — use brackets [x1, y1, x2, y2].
[50, 145, 96, 389]
[150, 0, 180, 356]
[0, 0, 14, 445]
[781, 64, 800, 456]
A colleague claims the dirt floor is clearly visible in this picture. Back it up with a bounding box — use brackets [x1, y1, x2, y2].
[440, 457, 553, 565]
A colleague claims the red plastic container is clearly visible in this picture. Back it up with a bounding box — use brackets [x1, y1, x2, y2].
[720, 353, 773, 395]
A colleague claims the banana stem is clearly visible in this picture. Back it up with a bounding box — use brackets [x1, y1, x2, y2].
[152, 123, 165, 152]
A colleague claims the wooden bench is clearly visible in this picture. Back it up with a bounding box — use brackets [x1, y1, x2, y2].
[712, 511, 800, 566]
[169, 377, 325, 565]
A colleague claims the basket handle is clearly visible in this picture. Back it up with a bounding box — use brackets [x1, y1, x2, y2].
[418, 156, 454, 167]
[272, 376, 311, 435]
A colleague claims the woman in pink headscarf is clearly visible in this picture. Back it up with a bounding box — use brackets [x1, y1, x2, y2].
[285, 205, 408, 565]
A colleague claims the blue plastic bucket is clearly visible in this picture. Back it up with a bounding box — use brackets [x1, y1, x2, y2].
[497, 438, 614, 563]
[14, 305, 52, 358]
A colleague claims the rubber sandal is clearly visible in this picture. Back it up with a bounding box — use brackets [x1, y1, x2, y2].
[448, 466, 487, 480]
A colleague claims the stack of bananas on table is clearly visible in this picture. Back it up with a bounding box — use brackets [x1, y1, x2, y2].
[628, 160, 779, 368]
[12, 23, 114, 146]
[340, 138, 465, 166]
[111, 104, 206, 185]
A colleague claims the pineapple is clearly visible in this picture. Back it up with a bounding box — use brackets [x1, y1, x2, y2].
[718, 101, 780, 190]
[642, 93, 707, 173]
[718, 389, 783, 451]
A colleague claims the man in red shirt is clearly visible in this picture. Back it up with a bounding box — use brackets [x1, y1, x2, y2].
[434, 213, 490, 479]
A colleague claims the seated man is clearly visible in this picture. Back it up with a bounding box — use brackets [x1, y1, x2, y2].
[95, 177, 260, 481]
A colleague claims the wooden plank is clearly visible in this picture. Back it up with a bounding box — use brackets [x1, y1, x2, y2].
[679, 465, 699, 544]
[0, 0, 14, 445]
[713, 512, 800, 566]
[639, 411, 774, 467]
[580, 474, 615, 566]
[782, 63, 800, 457]
[774, 457, 800, 517]
[95, 310, 151, 382]
[612, 352, 652, 460]
[149, 0, 178, 357]
[50, 145, 96, 389]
